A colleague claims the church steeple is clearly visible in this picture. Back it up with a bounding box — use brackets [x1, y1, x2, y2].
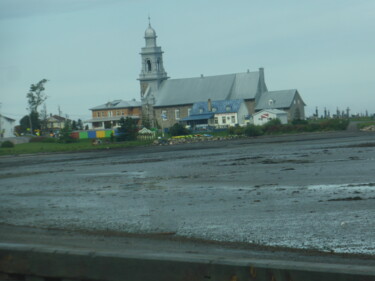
[138, 19, 168, 98]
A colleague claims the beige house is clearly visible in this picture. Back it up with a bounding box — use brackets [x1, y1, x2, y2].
[46, 115, 69, 130]
[86, 99, 142, 129]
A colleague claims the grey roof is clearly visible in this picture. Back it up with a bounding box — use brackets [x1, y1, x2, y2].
[154, 71, 260, 107]
[255, 89, 300, 110]
[90, 99, 141, 110]
[0, 114, 15, 122]
[190, 99, 244, 115]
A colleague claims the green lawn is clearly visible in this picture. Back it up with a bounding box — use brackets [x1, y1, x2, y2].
[0, 139, 155, 156]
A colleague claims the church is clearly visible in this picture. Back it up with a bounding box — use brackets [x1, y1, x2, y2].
[139, 21, 306, 129]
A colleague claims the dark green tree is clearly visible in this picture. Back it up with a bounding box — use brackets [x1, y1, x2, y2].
[59, 119, 76, 143]
[77, 119, 84, 130]
[72, 120, 78, 130]
[117, 117, 138, 141]
[169, 123, 190, 136]
[19, 112, 40, 134]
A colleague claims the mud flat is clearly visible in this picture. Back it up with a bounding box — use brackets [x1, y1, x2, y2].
[0, 131, 374, 256]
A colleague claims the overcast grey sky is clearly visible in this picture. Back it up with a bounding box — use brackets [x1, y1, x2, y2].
[1, 0, 374, 122]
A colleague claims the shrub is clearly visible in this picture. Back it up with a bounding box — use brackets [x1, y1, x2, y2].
[1, 141, 15, 148]
[169, 123, 190, 136]
[244, 124, 263, 137]
[117, 117, 138, 141]
[262, 118, 282, 134]
[228, 126, 245, 135]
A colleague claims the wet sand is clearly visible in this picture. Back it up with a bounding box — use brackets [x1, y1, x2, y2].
[0, 131, 374, 256]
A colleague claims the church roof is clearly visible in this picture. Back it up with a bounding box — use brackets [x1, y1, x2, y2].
[255, 89, 302, 110]
[90, 99, 141, 110]
[154, 71, 260, 107]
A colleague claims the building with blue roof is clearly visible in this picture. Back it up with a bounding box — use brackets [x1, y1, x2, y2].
[181, 99, 249, 129]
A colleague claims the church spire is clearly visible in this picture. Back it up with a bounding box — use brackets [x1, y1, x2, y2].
[138, 20, 169, 97]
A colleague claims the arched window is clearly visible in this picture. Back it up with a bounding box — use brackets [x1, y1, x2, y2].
[146, 59, 152, 72]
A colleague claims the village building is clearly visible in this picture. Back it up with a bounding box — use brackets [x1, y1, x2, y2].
[46, 115, 70, 131]
[0, 114, 16, 138]
[253, 109, 288, 126]
[139, 22, 306, 129]
[181, 99, 249, 129]
[86, 99, 141, 130]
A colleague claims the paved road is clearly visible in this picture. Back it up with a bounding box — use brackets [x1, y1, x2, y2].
[0, 131, 374, 258]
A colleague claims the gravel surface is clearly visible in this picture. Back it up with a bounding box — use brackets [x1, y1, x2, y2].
[0, 131, 374, 255]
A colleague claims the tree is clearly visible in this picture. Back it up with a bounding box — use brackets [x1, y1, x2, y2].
[20, 112, 40, 134]
[27, 79, 48, 113]
[169, 123, 190, 136]
[26, 79, 48, 134]
[117, 117, 138, 141]
[72, 120, 78, 130]
[59, 119, 76, 143]
[77, 119, 84, 130]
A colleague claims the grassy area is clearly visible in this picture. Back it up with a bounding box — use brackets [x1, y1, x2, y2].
[0, 138, 155, 156]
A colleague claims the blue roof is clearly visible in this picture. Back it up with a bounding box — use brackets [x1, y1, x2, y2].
[181, 113, 214, 121]
[190, 99, 244, 115]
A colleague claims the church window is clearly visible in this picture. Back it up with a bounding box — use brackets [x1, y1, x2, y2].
[146, 59, 152, 72]
[175, 109, 180, 120]
[156, 58, 160, 71]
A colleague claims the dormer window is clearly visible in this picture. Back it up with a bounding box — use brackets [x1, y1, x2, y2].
[212, 107, 217, 112]
[199, 107, 204, 114]
[225, 105, 231, 112]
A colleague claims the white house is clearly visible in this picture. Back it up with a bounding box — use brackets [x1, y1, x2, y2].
[253, 109, 288, 126]
[181, 99, 249, 129]
[0, 114, 16, 138]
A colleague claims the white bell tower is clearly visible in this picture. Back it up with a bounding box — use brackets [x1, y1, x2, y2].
[138, 18, 168, 98]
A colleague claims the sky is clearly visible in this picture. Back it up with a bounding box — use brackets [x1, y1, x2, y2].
[1, 0, 374, 122]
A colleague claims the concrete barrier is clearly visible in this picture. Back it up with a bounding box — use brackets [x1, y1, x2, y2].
[0, 243, 375, 281]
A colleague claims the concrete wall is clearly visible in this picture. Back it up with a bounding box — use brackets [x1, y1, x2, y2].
[1, 244, 374, 281]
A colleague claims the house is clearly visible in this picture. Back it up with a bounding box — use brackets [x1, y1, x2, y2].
[86, 99, 141, 130]
[181, 99, 249, 129]
[255, 89, 305, 121]
[46, 115, 69, 131]
[138, 22, 306, 129]
[253, 109, 288, 126]
[0, 114, 16, 138]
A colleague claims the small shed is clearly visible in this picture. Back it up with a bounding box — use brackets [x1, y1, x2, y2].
[253, 109, 288, 126]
